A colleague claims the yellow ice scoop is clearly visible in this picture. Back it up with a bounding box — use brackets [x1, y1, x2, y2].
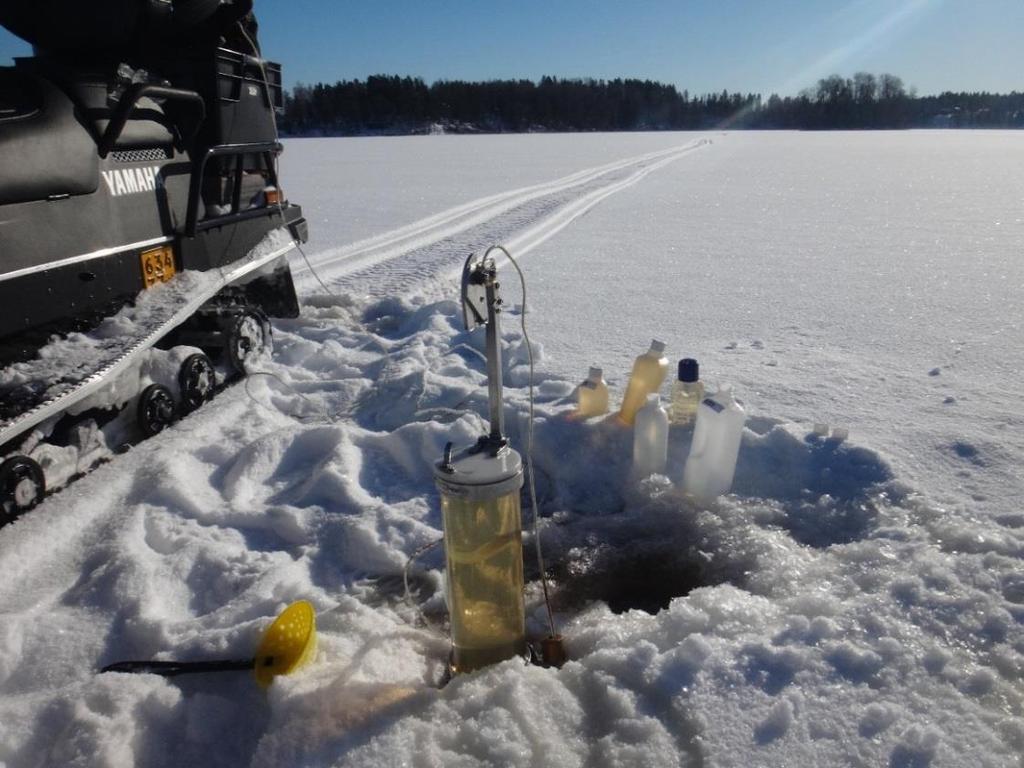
[252, 600, 317, 687]
[100, 600, 317, 688]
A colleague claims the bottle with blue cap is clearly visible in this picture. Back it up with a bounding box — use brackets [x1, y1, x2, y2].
[669, 358, 704, 426]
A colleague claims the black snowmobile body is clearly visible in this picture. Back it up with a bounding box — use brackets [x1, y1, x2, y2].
[0, 0, 307, 362]
[0, 0, 309, 519]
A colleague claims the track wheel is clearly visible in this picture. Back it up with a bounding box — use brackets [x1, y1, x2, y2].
[0, 456, 45, 520]
[226, 309, 272, 374]
[178, 353, 216, 414]
[138, 384, 177, 437]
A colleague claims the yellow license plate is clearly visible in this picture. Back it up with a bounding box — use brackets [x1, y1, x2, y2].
[140, 245, 176, 288]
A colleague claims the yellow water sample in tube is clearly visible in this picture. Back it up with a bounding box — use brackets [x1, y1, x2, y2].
[441, 491, 526, 672]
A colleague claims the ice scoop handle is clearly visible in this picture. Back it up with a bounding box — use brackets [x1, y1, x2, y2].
[100, 658, 256, 676]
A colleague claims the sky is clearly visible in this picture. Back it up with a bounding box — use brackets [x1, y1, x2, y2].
[1, 0, 1022, 96]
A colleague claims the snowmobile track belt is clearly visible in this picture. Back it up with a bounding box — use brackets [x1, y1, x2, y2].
[0, 235, 298, 451]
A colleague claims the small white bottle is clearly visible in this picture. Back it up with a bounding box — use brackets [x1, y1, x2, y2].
[669, 358, 704, 426]
[633, 393, 669, 478]
[576, 366, 609, 418]
[682, 387, 746, 501]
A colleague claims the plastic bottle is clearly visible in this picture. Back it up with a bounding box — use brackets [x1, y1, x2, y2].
[669, 358, 705, 426]
[633, 393, 669, 477]
[617, 339, 669, 426]
[575, 366, 609, 418]
[682, 387, 746, 501]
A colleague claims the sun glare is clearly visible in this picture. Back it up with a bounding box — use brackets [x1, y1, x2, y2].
[775, 0, 940, 97]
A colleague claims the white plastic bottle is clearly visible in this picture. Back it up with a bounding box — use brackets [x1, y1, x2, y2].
[633, 393, 669, 478]
[669, 358, 705, 426]
[618, 339, 669, 426]
[576, 366, 609, 418]
[682, 387, 746, 501]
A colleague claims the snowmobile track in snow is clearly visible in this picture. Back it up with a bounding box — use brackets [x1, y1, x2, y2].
[0, 232, 298, 451]
[295, 139, 710, 299]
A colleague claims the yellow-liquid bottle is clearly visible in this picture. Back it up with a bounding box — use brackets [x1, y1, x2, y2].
[669, 358, 705, 426]
[435, 446, 526, 673]
[617, 339, 669, 426]
[576, 366, 610, 418]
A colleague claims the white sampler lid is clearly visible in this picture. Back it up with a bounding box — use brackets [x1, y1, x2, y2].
[649, 339, 666, 355]
[434, 442, 524, 500]
[588, 366, 603, 382]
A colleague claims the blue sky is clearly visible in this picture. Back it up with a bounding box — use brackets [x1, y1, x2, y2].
[2, 0, 1021, 96]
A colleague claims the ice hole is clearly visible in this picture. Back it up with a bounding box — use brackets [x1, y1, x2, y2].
[550, 540, 723, 615]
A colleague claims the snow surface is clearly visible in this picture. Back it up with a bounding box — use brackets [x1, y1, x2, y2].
[1, 131, 1023, 767]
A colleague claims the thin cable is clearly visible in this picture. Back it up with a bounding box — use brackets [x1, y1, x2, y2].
[237, 21, 339, 298]
[483, 245, 558, 639]
[230, 37, 546, 637]
[237, 22, 274, 140]
[244, 370, 344, 423]
[293, 238, 338, 296]
[226, 37, 352, 420]
[403, 537, 444, 632]
[445, 343, 488, 365]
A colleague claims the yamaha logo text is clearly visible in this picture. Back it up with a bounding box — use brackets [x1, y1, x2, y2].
[100, 166, 161, 197]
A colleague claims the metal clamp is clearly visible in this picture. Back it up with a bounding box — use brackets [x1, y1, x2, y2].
[460, 253, 506, 444]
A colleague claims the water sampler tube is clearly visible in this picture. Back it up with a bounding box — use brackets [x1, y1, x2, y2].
[435, 440, 526, 673]
[432, 248, 565, 674]
[432, 250, 536, 674]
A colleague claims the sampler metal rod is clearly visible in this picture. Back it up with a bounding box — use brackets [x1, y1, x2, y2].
[484, 279, 504, 441]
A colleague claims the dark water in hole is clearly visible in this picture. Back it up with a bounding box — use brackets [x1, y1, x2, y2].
[551, 542, 714, 615]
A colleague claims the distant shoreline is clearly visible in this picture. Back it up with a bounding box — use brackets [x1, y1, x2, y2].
[280, 124, 1022, 139]
[281, 74, 1024, 136]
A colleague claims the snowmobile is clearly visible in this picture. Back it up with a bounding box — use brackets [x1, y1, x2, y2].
[0, 0, 308, 519]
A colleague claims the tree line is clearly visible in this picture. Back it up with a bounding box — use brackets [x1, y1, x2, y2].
[280, 73, 1024, 135]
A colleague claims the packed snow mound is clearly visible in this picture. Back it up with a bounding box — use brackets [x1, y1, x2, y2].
[0, 291, 1021, 768]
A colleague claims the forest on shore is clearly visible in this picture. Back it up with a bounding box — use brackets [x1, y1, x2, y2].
[281, 72, 1024, 135]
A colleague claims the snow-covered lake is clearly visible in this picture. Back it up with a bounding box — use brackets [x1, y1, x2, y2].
[1, 131, 1022, 767]
[288, 130, 1024, 516]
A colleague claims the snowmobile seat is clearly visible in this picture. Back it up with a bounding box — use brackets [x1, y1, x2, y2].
[0, 69, 98, 206]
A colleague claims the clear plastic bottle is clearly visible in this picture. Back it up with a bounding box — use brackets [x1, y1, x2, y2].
[682, 387, 746, 502]
[669, 358, 705, 426]
[617, 339, 669, 426]
[633, 393, 669, 477]
[576, 366, 609, 418]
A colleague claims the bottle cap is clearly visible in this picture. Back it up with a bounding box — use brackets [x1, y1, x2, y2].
[678, 358, 699, 382]
[649, 339, 666, 355]
[646, 392, 660, 405]
[588, 366, 603, 382]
